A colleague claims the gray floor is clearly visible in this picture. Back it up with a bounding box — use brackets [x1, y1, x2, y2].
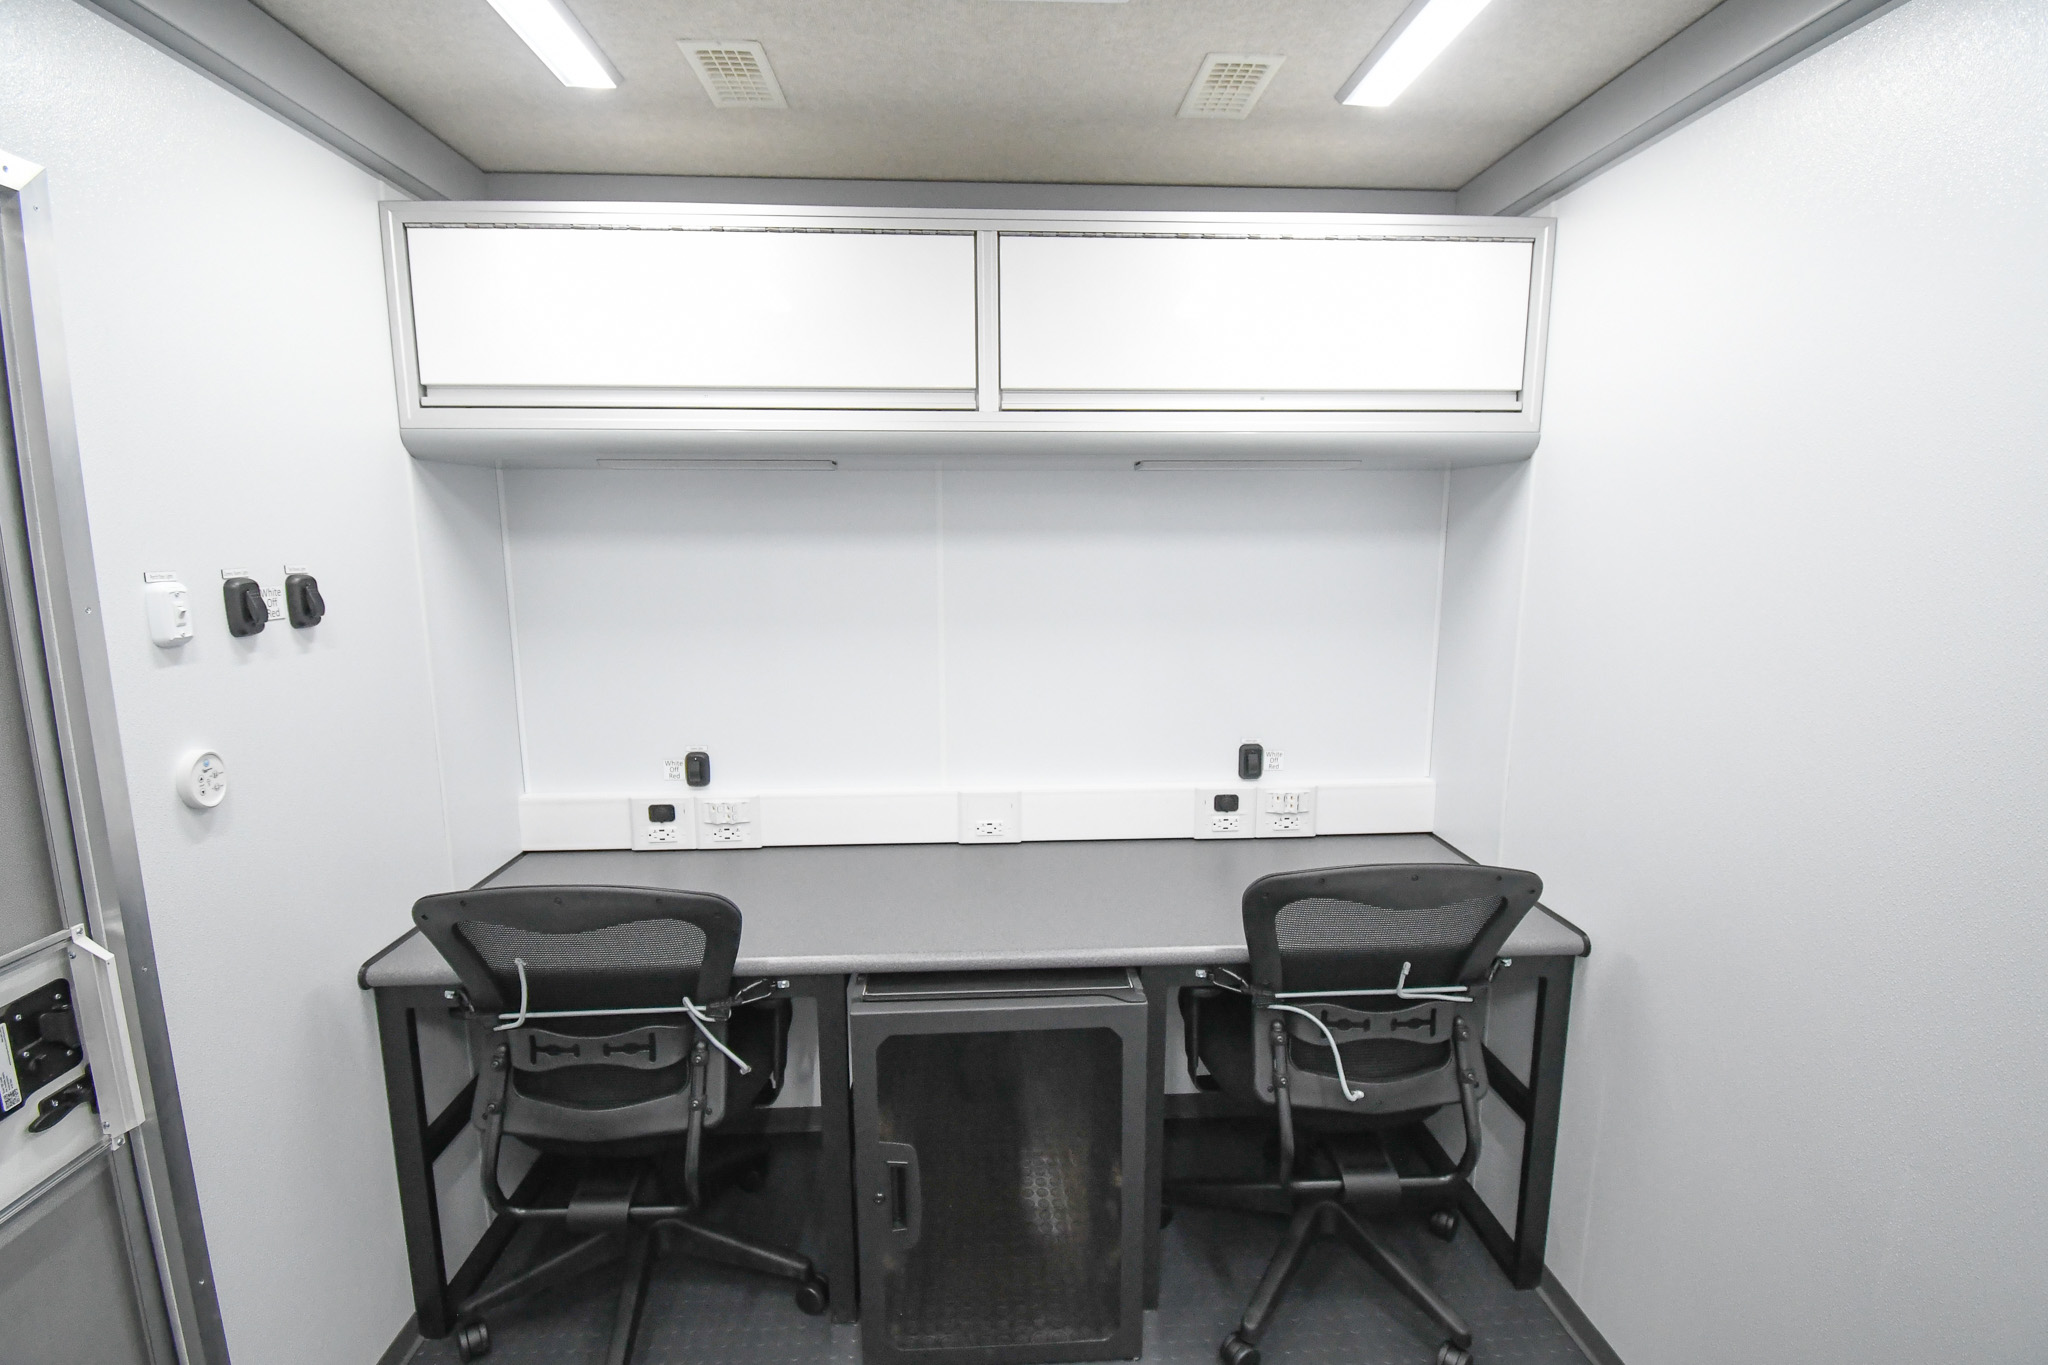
[407, 1137, 1587, 1365]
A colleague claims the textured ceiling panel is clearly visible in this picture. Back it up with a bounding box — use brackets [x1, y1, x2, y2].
[248, 0, 1721, 189]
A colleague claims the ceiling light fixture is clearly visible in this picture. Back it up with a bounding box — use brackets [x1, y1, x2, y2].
[483, 0, 620, 90]
[1338, 0, 1492, 109]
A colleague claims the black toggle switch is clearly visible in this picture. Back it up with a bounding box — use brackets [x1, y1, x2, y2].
[684, 751, 711, 787]
[223, 577, 267, 636]
[1237, 743, 1264, 781]
[285, 573, 325, 627]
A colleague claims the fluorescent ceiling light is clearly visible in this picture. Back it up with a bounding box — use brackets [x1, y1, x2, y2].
[484, 0, 620, 89]
[1338, 0, 1492, 109]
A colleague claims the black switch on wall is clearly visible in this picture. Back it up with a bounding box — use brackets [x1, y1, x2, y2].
[285, 573, 325, 627]
[684, 752, 711, 787]
[222, 577, 266, 637]
[1237, 743, 1264, 781]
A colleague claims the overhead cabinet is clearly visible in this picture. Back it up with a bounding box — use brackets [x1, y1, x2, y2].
[404, 225, 979, 407]
[382, 204, 1553, 468]
[997, 234, 1534, 409]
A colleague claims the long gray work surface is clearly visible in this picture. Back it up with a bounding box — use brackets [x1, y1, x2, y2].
[360, 833, 1588, 989]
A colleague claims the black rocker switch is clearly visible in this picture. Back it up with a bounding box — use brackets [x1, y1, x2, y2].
[223, 576, 267, 637]
[285, 573, 325, 627]
[1237, 743, 1264, 781]
[684, 751, 711, 787]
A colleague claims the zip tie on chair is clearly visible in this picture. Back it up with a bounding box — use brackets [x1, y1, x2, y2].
[1265, 1003, 1366, 1102]
[490, 958, 757, 1072]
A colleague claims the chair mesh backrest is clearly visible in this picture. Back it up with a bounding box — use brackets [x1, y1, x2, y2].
[455, 919, 709, 1013]
[413, 885, 740, 1015]
[1273, 895, 1500, 996]
[1244, 864, 1543, 998]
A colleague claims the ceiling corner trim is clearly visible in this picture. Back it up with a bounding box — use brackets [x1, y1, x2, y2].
[75, 0, 486, 200]
[1455, 0, 1909, 217]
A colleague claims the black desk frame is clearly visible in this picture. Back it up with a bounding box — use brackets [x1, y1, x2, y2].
[369, 970, 863, 1335]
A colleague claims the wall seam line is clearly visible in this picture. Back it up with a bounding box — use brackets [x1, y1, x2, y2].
[496, 466, 532, 796]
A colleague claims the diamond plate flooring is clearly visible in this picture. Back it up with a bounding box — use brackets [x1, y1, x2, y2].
[404, 1136, 1588, 1365]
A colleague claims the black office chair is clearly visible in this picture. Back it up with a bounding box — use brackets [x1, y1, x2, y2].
[414, 885, 828, 1363]
[1168, 863, 1542, 1365]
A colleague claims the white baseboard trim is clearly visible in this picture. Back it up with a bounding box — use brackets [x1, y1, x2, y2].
[518, 780, 1434, 852]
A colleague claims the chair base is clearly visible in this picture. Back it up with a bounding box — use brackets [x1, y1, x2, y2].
[453, 1208, 826, 1364]
[1206, 1200, 1469, 1365]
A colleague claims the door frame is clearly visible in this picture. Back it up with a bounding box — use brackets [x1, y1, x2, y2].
[1, 152, 228, 1365]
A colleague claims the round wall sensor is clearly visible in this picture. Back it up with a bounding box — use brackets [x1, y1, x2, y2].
[177, 751, 227, 809]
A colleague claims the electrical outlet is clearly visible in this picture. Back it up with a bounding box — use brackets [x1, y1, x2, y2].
[1256, 789, 1314, 838]
[1192, 789, 1256, 839]
[958, 793, 1021, 844]
[694, 796, 761, 849]
[632, 796, 695, 851]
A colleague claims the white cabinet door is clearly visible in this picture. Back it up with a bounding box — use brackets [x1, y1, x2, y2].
[997, 234, 1534, 409]
[406, 226, 979, 407]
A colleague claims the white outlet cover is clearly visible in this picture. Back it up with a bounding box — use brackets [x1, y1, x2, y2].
[957, 792, 1021, 844]
[1191, 789, 1256, 840]
[1255, 788, 1315, 838]
[631, 795, 696, 851]
[694, 796, 761, 848]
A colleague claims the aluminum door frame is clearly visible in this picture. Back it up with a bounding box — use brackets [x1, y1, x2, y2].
[1, 153, 227, 1365]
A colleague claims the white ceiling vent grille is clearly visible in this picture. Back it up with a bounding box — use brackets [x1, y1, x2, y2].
[678, 39, 788, 108]
[1178, 53, 1284, 119]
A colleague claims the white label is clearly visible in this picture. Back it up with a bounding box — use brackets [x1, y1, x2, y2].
[283, 564, 308, 575]
[143, 570, 178, 584]
[261, 588, 285, 622]
[0, 1022, 19, 1113]
[664, 758, 688, 781]
[220, 567, 249, 580]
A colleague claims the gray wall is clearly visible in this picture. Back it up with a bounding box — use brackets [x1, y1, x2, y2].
[1484, 0, 2048, 1358]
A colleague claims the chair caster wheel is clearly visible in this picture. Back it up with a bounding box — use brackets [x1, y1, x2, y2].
[1434, 1341, 1472, 1365]
[1219, 1331, 1260, 1365]
[794, 1275, 829, 1316]
[1428, 1210, 1459, 1242]
[454, 1320, 490, 1361]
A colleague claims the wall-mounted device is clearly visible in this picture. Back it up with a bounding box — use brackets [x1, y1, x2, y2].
[176, 751, 227, 810]
[142, 574, 192, 648]
[1237, 743, 1264, 781]
[1193, 789, 1255, 840]
[284, 571, 325, 627]
[684, 751, 711, 787]
[632, 797, 695, 850]
[222, 576, 266, 637]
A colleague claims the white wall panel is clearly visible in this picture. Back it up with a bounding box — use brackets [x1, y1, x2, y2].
[407, 225, 978, 393]
[0, 3, 487, 1360]
[999, 235, 1532, 396]
[504, 468, 1445, 798]
[1502, 0, 2048, 1359]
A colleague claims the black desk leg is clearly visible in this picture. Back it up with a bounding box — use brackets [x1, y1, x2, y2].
[375, 987, 453, 1336]
[1139, 966, 1172, 1310]
[1510, 959, 1576, 1290]
[802, 973, 860, 1324]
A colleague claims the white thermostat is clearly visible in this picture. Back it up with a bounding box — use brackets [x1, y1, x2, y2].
[177, 751, 227, 809]
[143, 575, 193, 648]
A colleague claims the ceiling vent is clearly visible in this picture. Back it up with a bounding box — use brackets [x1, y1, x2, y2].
[678, 39, 788, 108]
[1177, 53, 1284, 119]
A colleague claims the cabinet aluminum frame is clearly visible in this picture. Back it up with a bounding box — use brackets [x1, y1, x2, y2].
[380, 202, 1555, 470]
[1, 156, 226, 1365]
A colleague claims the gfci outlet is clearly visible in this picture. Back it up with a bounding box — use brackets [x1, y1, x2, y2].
[958, 792, 1021, 844]
[632, 797, 696, 851]
[1192, 789, 1256, 840]
[1256, 789, 1315, 838]
[695, 796, 761, 849]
